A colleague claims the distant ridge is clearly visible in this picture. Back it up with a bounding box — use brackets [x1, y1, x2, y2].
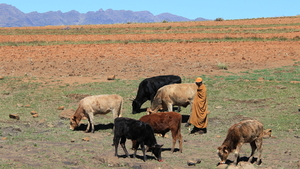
[0, 3, 208, 27]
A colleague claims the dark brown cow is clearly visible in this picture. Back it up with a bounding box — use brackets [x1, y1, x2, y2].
[139, 112, 183, 153]
[217, 120, 264, 165]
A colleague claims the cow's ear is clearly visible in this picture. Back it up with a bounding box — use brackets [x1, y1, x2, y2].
[71, 116, 76, 120]
[222, 146, 228, 153]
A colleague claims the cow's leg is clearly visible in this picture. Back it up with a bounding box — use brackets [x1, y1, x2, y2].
[170, 130, 177, 153]
[85, 114, 91, 133]
[234, 143, 242, 165]
[88, 112, 96, 133]
[120, 136, 129, 157]
[178, 133, 183, 153]
[256, 138, 263, 165]
[140, 142, 147, 162]
[133, 142, 139, 159]
[167, 103, 173, 112]
[113, 136, 120, 157]
[248, 141, 257, 163]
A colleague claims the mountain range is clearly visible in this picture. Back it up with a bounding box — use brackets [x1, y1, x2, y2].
[0, 3, 208, 27]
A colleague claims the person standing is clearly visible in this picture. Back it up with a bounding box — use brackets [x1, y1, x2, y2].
[189, 77, 209, 134]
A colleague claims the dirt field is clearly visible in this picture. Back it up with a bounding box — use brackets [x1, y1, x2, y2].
[0, 17, 300, 168]
[1, 17, 300, 84]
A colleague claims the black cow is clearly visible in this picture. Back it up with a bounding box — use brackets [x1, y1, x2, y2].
[113, 117, 163, 162]
[132, 75, 181, 114]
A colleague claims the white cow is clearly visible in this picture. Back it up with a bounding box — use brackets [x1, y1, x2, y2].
[147, 83, 197, 114]
[70, 94, 123, 133]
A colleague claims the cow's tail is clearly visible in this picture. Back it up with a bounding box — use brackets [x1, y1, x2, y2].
[118, 97, 123, 117]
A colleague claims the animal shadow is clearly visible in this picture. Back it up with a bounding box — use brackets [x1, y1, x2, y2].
[239, 156, 260, 164]
[76, 123, 114, 132]
[218, 156, 260, 166]
[118, 154, 156, 161]
[161, 148, 180, 153]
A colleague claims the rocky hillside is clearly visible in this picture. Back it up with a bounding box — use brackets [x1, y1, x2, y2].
[0, 3, 208, 27]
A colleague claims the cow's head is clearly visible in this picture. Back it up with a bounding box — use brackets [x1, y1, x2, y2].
[69, 115, 79, 130]
[149, 144, 164, 162]
[132, 100, 141, 114]
[146, 107, 161, 115]
[263, 129, 272, 138]
[217, 145, 229, 164]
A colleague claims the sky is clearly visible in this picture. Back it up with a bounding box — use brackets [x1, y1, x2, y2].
[2, 0, 300, 20]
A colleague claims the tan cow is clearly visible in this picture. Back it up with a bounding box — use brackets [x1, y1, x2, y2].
[217, 120, 264, 166]
[70, 94, 123, 133]
[147, 83, 197, 114]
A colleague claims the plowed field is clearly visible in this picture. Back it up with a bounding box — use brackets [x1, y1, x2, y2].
[1, 17, 300, 83]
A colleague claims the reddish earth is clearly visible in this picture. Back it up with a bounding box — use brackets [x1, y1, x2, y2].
[1, 17, 300, 84]
[1, 41, 299, 84]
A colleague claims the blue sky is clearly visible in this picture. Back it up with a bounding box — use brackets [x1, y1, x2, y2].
[2, 0, 299, 20]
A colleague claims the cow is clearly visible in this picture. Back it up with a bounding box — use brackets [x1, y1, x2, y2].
[113, 117, 163, 162]
[132, 75, 181, 114]
[70, 94, 123, 133]
[217, 120, 264, 166]
[139, 112, 183, 153]
[147, 83, 197, 114]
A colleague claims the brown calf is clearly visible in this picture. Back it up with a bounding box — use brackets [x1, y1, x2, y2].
[217, 120, 264, 165]
[139, 111, 183, 153]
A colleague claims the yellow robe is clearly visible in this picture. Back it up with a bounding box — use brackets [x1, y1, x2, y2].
[190, 83, 208, 129]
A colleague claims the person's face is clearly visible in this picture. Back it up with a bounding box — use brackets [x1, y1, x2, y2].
[195, 82, 202, 86]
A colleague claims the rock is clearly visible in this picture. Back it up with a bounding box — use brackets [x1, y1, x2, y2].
[9, 114, 20, 120]
[258, 77, 264, 81]
[59, 109, 75, 119]
[16, 104, 23, 107]
[290, 81, 300, 84]
[32, 114, 39, 118]
[82, 137, 90, 141]
[187, 159, 201, 166]
[30, 111, 38, 115]
[57, 106, 65, 110]
[107, 75, 115, 80]
[24, 104, 31, 108]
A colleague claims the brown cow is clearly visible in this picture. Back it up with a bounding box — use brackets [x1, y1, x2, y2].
[217, 120, 264, 165]
[70, 94, 123, 133]
[139, 112, 183, 153]
[147, 83, 197, 114]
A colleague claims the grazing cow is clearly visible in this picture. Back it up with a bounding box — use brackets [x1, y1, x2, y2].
[113, 117, 163, 162]
[147, 83, 197, 114]
[139, 112, 183, 153]
[217, 120, 264, 165]
[70, 94, 123, 133]
[132, 75, 181, 114]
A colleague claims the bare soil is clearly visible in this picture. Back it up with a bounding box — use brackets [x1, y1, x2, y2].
[0, 17, 300, 168]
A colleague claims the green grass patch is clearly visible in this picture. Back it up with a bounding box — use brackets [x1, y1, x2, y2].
[0, 66, 299, 168]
